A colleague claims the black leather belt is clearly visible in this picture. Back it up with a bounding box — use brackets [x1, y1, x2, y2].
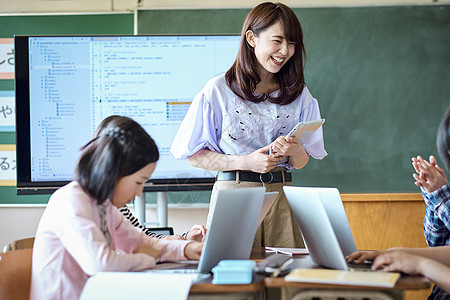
[217, 170, 292, 184]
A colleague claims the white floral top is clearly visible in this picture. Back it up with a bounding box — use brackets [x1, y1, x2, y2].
[171, 74, 327, 169]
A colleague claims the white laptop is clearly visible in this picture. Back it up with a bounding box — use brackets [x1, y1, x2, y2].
[148, 187, 266, 274]
[283, 186, 362, 270]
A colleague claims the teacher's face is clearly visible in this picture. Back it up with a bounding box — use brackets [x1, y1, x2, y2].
[246, 22, 295, 77]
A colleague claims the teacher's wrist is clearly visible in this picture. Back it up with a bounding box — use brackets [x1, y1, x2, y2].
[289, 150, 309, 169]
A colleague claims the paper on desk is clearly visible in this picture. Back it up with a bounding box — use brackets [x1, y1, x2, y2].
[265, 247, 309, 256]
[285, 268, 400, 288]
[80, 272, 198, 300]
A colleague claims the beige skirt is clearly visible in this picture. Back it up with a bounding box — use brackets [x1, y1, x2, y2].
[206, 171, 304, 248]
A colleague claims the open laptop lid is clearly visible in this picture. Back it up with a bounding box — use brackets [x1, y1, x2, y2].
[284, 186, 348, 270]
[197, 187, 266, 273]
[315, 188, 357, 256]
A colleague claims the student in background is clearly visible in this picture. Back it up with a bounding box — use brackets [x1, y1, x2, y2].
[95, 115, 206, 242]
[31, 116, 203, 300]
[347, 107, 450, 298]
[412, 155, 449, 247]
[171, 2, 327, 248]
[410, 107, 450, 299]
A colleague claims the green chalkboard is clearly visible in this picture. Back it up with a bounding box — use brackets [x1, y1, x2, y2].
[0, 13, 134, 204]
[137, 5, 450, 195]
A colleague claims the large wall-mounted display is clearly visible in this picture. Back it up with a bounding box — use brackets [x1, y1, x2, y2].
[15, 34, 240, 194]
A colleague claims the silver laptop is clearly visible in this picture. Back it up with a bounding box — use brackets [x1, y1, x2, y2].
[149, 187, 266, 274]
[283, 186, 361, 270]
[314, 187, 357, 256]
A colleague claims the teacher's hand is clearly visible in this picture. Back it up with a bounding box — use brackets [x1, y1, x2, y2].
[271, 136, 303, 157]
[244, 145, 282, 173]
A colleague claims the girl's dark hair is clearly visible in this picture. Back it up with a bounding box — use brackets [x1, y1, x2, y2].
[225, 2, 306, 105]
[74, 116, 159, 204]
[437, 106, 450, 170]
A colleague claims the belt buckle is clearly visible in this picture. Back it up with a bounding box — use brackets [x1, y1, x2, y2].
[260, 172, 274, 184]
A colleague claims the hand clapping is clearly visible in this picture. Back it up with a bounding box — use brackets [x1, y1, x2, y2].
[412, 155, 448, 193]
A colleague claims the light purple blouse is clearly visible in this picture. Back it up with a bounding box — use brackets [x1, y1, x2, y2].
[30, 181, 189, 300]
[171, 74, 327, 169]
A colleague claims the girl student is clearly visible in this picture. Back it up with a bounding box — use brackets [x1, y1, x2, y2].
[95, 115, 206, 242]
[171, 2, 327, 248]
[31, 116, 203, 300]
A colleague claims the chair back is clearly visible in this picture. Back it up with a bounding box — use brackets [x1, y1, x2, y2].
[0, 248, 33, 300]
[3, 237, 35, 252]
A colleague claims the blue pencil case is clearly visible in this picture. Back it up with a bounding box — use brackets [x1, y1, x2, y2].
[212, 260, 256, 284]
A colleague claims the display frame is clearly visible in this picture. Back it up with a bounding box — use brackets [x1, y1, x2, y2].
[14, 34, 241, 194]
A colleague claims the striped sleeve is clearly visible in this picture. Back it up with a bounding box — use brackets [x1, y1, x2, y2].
[118, 206, 165, 239]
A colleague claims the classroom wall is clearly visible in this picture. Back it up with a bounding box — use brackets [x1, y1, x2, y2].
[0, 1, 447, 261]
[0, 12, 138, 247]
[1, 0, 450, 13]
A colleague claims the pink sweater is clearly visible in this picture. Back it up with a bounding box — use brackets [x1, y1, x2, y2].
[31, 182, 189, 300]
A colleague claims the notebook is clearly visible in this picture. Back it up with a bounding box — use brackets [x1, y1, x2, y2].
[265, 247, 308, 256]
[285, 268, 400, 287]
[147, 187, 266, 274]
[283, 186, 370, 271]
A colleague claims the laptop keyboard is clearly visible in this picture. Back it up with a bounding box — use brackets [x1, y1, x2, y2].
[150, 262, 199, 271]
[347, 260, 373, 271]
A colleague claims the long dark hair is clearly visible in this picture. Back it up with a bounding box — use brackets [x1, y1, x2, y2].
[225, 2, 306, 105]
[437, 107, 450, 170]
[74, 116, 159, 204]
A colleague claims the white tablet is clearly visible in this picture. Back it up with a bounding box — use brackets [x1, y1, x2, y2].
[286, 119, 325, 144]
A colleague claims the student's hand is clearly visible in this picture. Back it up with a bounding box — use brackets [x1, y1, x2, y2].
[133, 243, 162, 259]
[346, 250, 381, 264]
[345, 247, 409, 264]
[244, 144, 283, 173]
[370, 250, 427, 274]
[412, 155, 441, 176]
[163, 235, 186, 240]
[184, 242, 203, 260]
[270, 136, 303, 157]
[412, 155, 447, 193]
[187, 225, 207, 242]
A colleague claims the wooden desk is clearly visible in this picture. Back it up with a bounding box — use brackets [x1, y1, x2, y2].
[341, 193, 428, 250]
[342, 193, 433, 299]
[189, 251, 431, 300]
[265, 275, 430, 291]
[264, 255, 430, 300]
[188, 250, 268, 299]
[188, 247, 272, 300]
[188, 275, 265, 300]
